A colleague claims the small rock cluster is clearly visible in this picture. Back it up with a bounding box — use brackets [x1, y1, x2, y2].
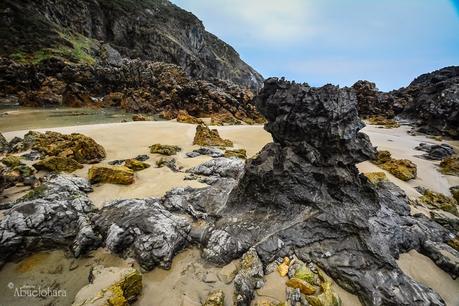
[372, 150, 417, 181]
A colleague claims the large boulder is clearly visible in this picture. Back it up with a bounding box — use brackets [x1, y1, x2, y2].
[33, 156, 84, 172]
[0, 174, 100, 266]
[193, 125, 233, 147]
[88, 165, 134, 185]
[200, 78, 455, 305]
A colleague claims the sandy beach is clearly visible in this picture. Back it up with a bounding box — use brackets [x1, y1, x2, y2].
[1, 120, 459, 305]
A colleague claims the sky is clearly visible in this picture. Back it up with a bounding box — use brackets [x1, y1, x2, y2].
[171, 0, 459, 91]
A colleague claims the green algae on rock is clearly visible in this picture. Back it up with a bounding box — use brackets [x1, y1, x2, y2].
[439, 155, 459, 176]
[88, 165, 134, 185]
[124, 159, 150, 171]
[33, 156, 83, 173]
[417, 189, 458, 216]
[193, 124, 233, 147]
[371, 150, 417, 181]
[149, 144, 182, 156]
[224, 149, 247, 159]
[72, 266, 142, 306]
[1, 155, 22, 167]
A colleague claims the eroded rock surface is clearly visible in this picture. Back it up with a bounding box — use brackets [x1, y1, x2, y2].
[199, 78, 457, 306]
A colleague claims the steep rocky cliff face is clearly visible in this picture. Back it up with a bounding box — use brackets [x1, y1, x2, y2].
[0, 0, 263, 90]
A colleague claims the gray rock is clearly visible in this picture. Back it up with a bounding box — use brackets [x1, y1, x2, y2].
[0, 174, 100, 266]
[233, 248, 264, 306]
[186, 147, 224, 158]
[415, 143, 455, 160]
[93, 198, 192, 270]
[186, 157, 244, 179]
[430, 209, 459, 232]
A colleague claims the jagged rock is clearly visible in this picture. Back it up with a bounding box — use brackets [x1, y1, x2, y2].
[72, 266, 142, 306]
[416, 188, 458, 216]
[233, 248, 264, 306]
[187, 158, 244, 179]
[193, 125, 233, 147]
[200, 78, 455, 306]
[150, 144, 181, 156]
[430, 210, 459, 232]
[88, 166, 134, 185]
[352, 80, 395, 118]
[1, 155, 21, 167]
[33, 156, 84, 172]
[93, 198, 191, 270]
[156, 158, 181, 172]
[392, 66, 459, 139]
[62, 82, 94, 107]
[366, 115, 400, 128]
[211, 113, 242, 126]
[135, 155, 149, 162]
[203, 289, 225, 306]
[132, 114, 147, 121]
[18, 76, 65, 106]
[0, 133, 8, 153]
[20, 150, 42, 161]
[415, 143, 455, 160]
[186, 147, 225, 158]
[176, 110, 204, 125]
[30, 131, 106, 163]
[372, 150, 392, 165]
[363, 172, 388, 185]
[3, 164, 37, 187]
[0, 174, 100, 266]
[123, 159, 150, 171]
[224, 149, 247, 159]
[439, 155, 459, 176]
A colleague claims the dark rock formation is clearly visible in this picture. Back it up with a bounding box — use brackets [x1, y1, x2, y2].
[352, 80, 396, 117]
[392, 66, 459, 138]
[0, 0, 263, 90]
[415, 143, 455, 160]
[200, 78, 457, 305]
[0, 174, 100, 266]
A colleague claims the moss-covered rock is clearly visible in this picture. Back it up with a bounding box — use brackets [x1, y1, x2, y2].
[447, 236, 459, 252]
[149, 144, 181, 156]
[417, 189, 458, 216]
[202, 289, 225, 306]
[73, 266, 142, 306]
[124, 159, 150, 171]
[286, 278, 317, 295]
[439, 155, 459, 176]
[381, 159, 417, 181]
[371, 150, 392, 165]
[193, 124, 233, 147]
[210, 113, 241, 126]
[88, 165, 134, 185]
[367, 115, 400, 128]
[294, 265, 316, 285]
[31, 131, 106, 163]
[1, 155, 22, 167]
[305, 280, 342, 306]
[0, 133, 9, 153]
[132, 114, 147, 121]
[224, 149, 247, 159]
[363, 172, 388, 185]
[176, 110, 204, 124]
[33, 156, 83, 172]
[451, 186, 459, 203]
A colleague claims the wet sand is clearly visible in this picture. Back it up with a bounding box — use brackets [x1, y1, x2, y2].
[398, 250, 459, 306]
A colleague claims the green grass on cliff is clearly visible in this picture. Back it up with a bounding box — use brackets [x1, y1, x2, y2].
[9, 31, 97, 65]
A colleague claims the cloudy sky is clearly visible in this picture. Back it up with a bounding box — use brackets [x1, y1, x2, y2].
[171, 0, 459, 91]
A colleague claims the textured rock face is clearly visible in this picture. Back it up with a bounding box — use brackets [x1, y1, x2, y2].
[201, 78, 457, 306]
[88, 165, 134, 185]
[352, 80, 395, 117]
[0, 0, 263, 90]
[0, 174, 100, 266]
[392, 66, 459, 138]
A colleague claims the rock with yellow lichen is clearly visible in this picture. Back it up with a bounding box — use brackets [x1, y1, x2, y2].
[439, 155, 459, 176]
[123, 159, 150, 171]
[380, 159, 417, 181]
[293, 265, 317, 285]
[72, 266, 142, 306]
[88, 165, 134, 185]
[202, 289, 225, 306]
[30, 131, 106, 163]
[363, 172, 388, 185]
[224, 149, 247, 159]
[447, 236, 459, 252]
[132, 114, 147, 121]
[286, 278, 317, 295]
[451, 186, 459, 203]
[305, 280, 342, 306]
[33, 156, 83, 173]
[176, 110, 204, 124]
[371, 150, 417, 181]
[211, 113, 242, 126]
[149, 144, 182, 156]
[1, 155, 22, 167]
[277, 257, 290, 277]
[193, 124, 233, 147]
[416, 188, 458, 216]
[366, 115, 400, 128]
